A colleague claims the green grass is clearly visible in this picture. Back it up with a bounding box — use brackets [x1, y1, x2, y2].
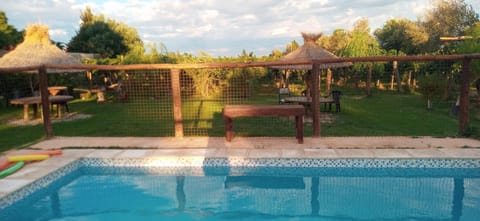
[1, 90, 478, 152]
[323, 92, 464, 136]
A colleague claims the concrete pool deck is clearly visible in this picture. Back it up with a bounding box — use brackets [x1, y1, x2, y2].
[1, 136, 480, 199]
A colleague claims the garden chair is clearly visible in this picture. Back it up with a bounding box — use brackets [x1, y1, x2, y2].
[331, 90, 342, 112]
[278, 87, 291, 104]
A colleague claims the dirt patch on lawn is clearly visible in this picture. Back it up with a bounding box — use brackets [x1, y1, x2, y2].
[7, 112, 92, 126]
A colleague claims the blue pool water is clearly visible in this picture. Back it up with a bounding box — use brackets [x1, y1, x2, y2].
[1, 159, 480, 221]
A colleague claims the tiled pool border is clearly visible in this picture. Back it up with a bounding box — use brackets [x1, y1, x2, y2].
[1, 157, 480, 209]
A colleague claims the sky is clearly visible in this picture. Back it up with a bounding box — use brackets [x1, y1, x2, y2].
[1, 0, 479, 57]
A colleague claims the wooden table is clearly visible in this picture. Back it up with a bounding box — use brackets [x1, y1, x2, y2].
[48, 86, 68, 96]
[10, 95, 74, 121]
[283, 96, 334, 105]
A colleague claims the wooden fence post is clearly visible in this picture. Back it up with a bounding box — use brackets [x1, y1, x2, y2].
[170, 68, 184, 137]
[39, 65, 53, 138]
[459, 59, 471, 135]
[312, 64, 320, 137]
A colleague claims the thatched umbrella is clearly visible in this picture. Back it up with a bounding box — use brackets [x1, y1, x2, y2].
[273, 32, 351, 70]
[273, 33, 351, 137]
[0, 24, 81, 70]
[0, 24, 82, 138]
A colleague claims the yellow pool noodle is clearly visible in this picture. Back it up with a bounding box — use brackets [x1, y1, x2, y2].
[7, 155, 50, 162]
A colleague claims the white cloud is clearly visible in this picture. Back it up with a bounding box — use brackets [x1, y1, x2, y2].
[49, 29, 68, 38]
[2, 0, 479, 56]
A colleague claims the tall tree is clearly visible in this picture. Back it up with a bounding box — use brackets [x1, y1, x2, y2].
[421, 0, 479, 52]
[0, 11, 22, 49]
[68, 7, 144, 58]
[317, 29, 350, 55]
[375, 18, 429, 92]
[344, 19, 378, 57]
[285, 40, 299, 54]
[374, 18, 428, 55]
[68, 21, 127, 58]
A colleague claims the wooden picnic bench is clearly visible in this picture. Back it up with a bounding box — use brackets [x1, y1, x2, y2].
[223, 105, 305, 144]
[10, 95, 74, 121]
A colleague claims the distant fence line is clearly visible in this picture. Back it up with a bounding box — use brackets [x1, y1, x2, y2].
[1, 53, 480, 139]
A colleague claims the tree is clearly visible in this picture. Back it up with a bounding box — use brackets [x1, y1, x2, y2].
[68, 7, 144, 58]
[285, 40, 299, 54]
[375, 18, 428, 92]
[457, 22, 480, 104]
[68, 21, 127, 58]
[344, 19, 378, 57]
[374, 18, 428, 55]
[0, 11, 22, 49]
[343, 19, 383, 95]
[421, 0, 479, 52]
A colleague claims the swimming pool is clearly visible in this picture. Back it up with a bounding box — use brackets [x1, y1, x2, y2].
[1, 158, 480, 221]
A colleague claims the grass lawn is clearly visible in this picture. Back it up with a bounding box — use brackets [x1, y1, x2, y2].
[1, 90, 479, 152]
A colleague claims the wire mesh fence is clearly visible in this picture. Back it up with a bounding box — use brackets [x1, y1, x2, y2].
[0, 55, 478, 140]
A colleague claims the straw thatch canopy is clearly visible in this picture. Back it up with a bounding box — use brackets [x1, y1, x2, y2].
[0, 24, 81, 72]
[273, 32, 351, 70]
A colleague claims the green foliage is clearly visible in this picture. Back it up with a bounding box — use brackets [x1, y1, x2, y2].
[68, 6, 143, 58]
[343, 19, 381, 57]
[374, 18, 428, 55]
[421, 0, 479, 52]
[285, 40, 299, 54]
[68, 21, 127, 58]
[0, 11, 22, 49]
[122, 42, 173, 64]
[457, 22, 480, 79]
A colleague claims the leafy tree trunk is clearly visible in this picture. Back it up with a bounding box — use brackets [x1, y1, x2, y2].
[390, 75, 394, 90]
[285, 70, 290, 88]
[326, 68, 332, 92]
[407, 71, 412, 87]
[279, 70, 285, 88]
[393, 60, 403, 92]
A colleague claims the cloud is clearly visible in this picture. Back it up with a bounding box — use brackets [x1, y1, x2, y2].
[2, 0, 479, 56]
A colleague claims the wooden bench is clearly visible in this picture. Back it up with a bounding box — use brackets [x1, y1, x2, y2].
[223, 105, 305, 144]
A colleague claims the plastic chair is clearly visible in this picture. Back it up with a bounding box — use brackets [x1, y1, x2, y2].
[278, 87, 291, 104]
[331, 90, 342, 112]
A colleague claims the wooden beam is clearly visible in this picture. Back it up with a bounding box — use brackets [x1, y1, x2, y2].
[459, 59, 471, 135]
[312, 64, 320, 137]
[2, 54, 479, 74]
[170, 68, 184, 137]
[0, 65, 41, 74]
[38, 65, 53, 138]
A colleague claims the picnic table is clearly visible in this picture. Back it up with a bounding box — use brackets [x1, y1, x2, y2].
[10, 95, 74, 121]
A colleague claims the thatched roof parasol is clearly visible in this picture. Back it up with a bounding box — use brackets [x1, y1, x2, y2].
[273, 32, 351, 69]
[0, 24, 81, 72]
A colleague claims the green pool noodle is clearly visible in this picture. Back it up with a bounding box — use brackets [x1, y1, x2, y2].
[0, 161, 25, 178]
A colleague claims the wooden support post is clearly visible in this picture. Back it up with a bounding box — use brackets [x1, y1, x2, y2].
[367, 63, 372, 97]
[39, 65, 53, 138]
[171, 68, 184, 137]
[459, 59, 471, 135]
[312, 64, 321, 137]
